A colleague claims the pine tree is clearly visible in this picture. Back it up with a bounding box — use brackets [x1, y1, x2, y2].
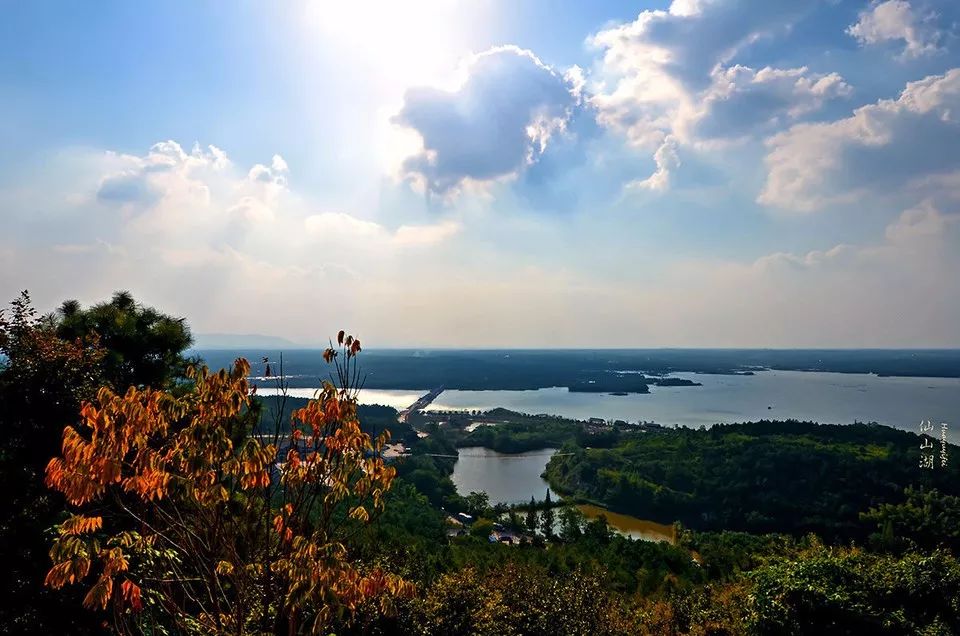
[525, 496, 538, 533]
[508, 510, 522, 532]
[559, 506, 583, 542]
[540, 490, 556, 539]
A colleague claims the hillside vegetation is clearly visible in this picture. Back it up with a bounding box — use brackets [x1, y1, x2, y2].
[545, 421, 960, 540]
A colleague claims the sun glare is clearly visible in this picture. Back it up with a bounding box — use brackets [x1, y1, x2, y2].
[305, 0, 477, 90]
[303, 1, 487, 173]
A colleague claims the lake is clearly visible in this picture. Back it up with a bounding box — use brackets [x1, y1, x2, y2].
[575, 504, 676, 543]
[450, 446, 675, 542]
[254, 387, 425, 411]
[450, 447, 557, 505]
[252, 370, 960, 432]
[427, 370, 960, 431]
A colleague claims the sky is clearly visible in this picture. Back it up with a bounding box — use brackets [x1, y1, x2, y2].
[2, 0, 960, 348]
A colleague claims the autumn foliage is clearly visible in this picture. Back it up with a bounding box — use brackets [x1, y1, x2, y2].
[44, 333, 411, 634]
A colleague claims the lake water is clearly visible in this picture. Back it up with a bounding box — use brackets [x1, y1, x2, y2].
[575, 504, 675, 543]
[450, 447, 557, 505]
[254, 387, 426, 411]
[253, 371, 960, 431]
[450, 447, 674, 542]
[426, 370, 960, 431]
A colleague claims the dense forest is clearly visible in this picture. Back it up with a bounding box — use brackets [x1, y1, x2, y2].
[2, 291, 959, 635]
[544, 421, 960, 540]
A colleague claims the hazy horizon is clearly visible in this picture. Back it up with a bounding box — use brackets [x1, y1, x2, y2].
[190, 333, 960, 352]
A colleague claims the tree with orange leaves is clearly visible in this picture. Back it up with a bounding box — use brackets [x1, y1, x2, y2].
[45, 332, 412, 634]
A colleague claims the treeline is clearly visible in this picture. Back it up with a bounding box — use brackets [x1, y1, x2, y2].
[459, 417, 584, 453]
[425, 409, 634, 454]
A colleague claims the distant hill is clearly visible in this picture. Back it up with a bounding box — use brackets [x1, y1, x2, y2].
[191, 333, 302, 349]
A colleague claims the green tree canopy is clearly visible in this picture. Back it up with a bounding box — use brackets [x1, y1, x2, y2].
[541, 490, 556, 539]
[55, 290, 193, 390]
[748, 547, 960, 634]
[559, 506, 584, 542]
[0, 290, 195, 634]
[862, 487, 960, 554]
[526, 496, 539, 534]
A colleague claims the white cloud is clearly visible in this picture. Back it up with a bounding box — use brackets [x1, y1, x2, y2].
[885, 199, 960, 242]
[847, 0, 941, 58]
[393, 221, 460, 246]
[587, 1, 850, 189]
[232, 154, 290, 224]
[5, 5, 960, 348]
[628, 135, 679, 191]
[248, 155, 288, 187]
[391, 46, 581, 195]
[227, 197, 277, 224]
[590, 0, 814, 93]
[668, 0, 708, 18]
[89, 142, 461, 256]
[5, 136, 960, 347]
[96, 141, 229, 208]
[92, 141, 297, 232]
[304, 212, 387, 241]
[0, 138, 474, 346]
[304, 212, 460, 247]
[760, 68, 960, 211]
[691, 65, 852, 139]
[752, 244, 858, 271]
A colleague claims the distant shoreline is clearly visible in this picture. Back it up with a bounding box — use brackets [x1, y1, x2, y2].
[196, 348, 960, 384]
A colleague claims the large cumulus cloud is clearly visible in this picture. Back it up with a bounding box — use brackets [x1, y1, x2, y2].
[96, 141, 229, 207]
[760, 67, 960, 211]
[94, 141, 297, 229]
[392, 46, 582, 195]
[692, 65, 852, 140]
[587, 0, 851, 189]
[847, 0, 942, 58]
[591, 0, 816, 93]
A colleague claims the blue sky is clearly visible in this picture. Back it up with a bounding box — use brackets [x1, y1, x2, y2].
[2, 0, 959, 347]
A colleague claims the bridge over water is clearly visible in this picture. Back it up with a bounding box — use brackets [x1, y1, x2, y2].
[398, 386, 445, 422]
